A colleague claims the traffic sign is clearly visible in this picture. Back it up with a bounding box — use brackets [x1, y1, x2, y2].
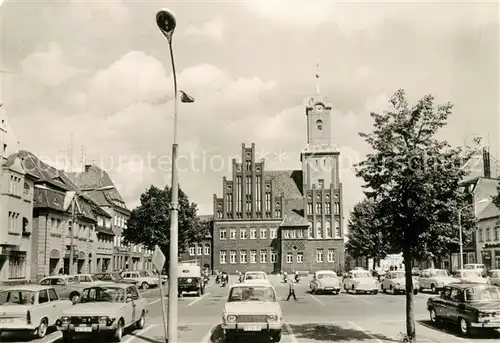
[152, 245, 166, 272]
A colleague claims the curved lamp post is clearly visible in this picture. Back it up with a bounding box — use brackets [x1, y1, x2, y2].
[457, 198, 488, 270]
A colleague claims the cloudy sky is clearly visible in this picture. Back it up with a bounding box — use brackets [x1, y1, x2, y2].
[1, 0, 499, 219]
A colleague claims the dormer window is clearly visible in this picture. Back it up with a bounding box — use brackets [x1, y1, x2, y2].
[316, 119, 323, 130]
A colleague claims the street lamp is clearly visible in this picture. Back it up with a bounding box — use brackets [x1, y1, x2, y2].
[69, 185, 114, 275]
[156, 8, 195, 343]
[457, 198, 488, 270]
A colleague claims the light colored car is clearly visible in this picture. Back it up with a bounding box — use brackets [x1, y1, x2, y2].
[143, 270, 167, 284]
[343, 270, 379, 294]
[452, 269, 490, 284]
[39, 275, 89, 303]
[488, 269, 500, 286]
[222, 282, 282, 342]
[243, 271, 269, 284]
[310, 270, 341, 295]
[121, 271, 159, 290]
[381, 271, 420, 295]
[70, 274, 105, 284]
[0, 285, 72, 339]
[57, 283, 147, 342]
[464, 263, 487, 277]
[417, 269, 455, 293]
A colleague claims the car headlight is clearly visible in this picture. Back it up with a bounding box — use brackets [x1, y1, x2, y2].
[267, 314, 279, 322]
[395, 283, 401, 288]
[187, 278, 192, 283]
[98, 316, 109, 325]
[61, 316, 70, 324]
[226, 315, 237, 322]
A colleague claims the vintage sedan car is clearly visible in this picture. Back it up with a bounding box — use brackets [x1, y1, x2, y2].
[70, 274, 105, 284]
[464, 263, 488, 277]
[143, 270, 167, 284]
[57, 283, 147, 342]
[121, 271, 159, 289]
[39, 276, 89, 303]
[343, 270, 379, 294]
[310, 270, 341, 295]
[453, 270, 490, 284]
[243, 271, 269, 284]
[222, 282, 282, 342]
[427, 283, 500, 335]
[93, 272, 138, 285]
[488, 270, 500, 287]
[418, 269, 455, 293]
[381, 271, 420, 295]
[0, 285, 72, 339]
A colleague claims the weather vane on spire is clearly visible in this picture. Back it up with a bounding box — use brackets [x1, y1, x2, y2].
[315, 62, 320, 95]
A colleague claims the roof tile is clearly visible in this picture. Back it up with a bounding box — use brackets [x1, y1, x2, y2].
[264, 170, 303, 199]
[280, 210, 309, 227]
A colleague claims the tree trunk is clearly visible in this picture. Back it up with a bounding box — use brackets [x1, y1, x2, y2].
[402, 246, 416, 342]
[372, 257, 377, 271]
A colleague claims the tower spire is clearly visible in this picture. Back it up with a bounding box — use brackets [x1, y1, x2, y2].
[315, 62, 320, 95]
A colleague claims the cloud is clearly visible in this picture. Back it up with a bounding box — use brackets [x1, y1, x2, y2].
[185, 18, 225, 41]
[244, 0, 498, 34]
[20, 43, 82, 87]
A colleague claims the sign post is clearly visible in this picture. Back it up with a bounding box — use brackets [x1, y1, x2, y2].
[152, 245, 167, 342]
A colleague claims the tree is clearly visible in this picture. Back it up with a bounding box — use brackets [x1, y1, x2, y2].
[355, 90, 478, 342]
[346, 198, 394, 270]
[122, 185, 207, 267]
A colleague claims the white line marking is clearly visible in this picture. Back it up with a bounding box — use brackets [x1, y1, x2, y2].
[344, 293, 373, 305]
[284, 322, 299, 343]
[188, 292, 211, 307]
[308, 293, 325, 305]
[122, 324, 158, 343]
[348, 321, 383, 343]
[200, 323, 217, 343]
[148, 298, 161, 306]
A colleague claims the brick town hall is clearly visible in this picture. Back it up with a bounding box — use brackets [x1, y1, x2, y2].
[211, 91, 346, 274]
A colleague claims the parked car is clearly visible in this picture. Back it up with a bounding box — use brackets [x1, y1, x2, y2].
[452, 270, 490, 284]
[57, 283, 147, 342]
[121, 271, 159, 290]
[343, 270, 379, 294]
[310, 270, 341, 295]
[417, 269, 455, 293]
[381, 271, 420, 295]
[243, 271, 269, 284]
[38, 276, 89, 303]
[464, 263, 488, 277]
[93, 272, 138, 285]
[0, 285, 72, 339]
[178, 265, 204, 296]
[221, 282, 282, 342]
[488, 270, 500, 286]
[70, 274, 105, 284]
[142, 271, 167, 284]
[427, 283, 500, 336]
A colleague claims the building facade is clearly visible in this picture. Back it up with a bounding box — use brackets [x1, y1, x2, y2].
[183, 215, 213, 270]
[212, 93, 345, 274]
[68, 165, 153, 272]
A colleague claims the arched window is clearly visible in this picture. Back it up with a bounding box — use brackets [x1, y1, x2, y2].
[308, 222, 313, 238]
[326, 220, 332, 238]
[188, 245, 196, 256]
[316, 221, 322, 239]
[204, 244, 210, 256]
[316, 119, 323, 130]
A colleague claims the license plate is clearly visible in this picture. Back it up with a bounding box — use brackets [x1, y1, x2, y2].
[75, 326, 92, 332]
[243, 325, 261, 331]
[0, 318, 13, 323]
[325, 288, 333, 290]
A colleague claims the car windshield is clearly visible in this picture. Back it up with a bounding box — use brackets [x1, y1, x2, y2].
[353, 271, 371, 278]
[318, 272, 337, 279]
[489, 271, 500, 278]
[245, 273, 266, 280]
[431, 270, 449, 277]
[228, 286, 276, 302]
[0, 290, 36, 305]
[461, 271, 481, 278]
[392, 272, 405, 278]
[80, 286, 126, 303]
[465, 286, 500, 301]
[139, 271, 149, 277]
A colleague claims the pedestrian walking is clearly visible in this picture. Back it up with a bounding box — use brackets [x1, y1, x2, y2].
[286, 279, 297, 301]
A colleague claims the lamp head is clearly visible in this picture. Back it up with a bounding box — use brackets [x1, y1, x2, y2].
[156, 9, 176, 39]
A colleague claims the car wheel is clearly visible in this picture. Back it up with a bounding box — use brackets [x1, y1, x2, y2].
[70, 293, 80, 304]
[430, 284, 437, 294]
[62, 332, 73, 343]
[389, 286, 394, 295]
[35, 318, 48, 339]
[429, 309, 439, 324]
[272, 331, 282, 342]
[413, 288, 419, 295]
[351, 285, 356, 294]
[136, 311, 146, 329]
[372, 290, 378, 295]
[142, 282, 149, 290]
[225, 331, 235, 343]
[112, 319, 124, 342]
[459, 317, 471, 336]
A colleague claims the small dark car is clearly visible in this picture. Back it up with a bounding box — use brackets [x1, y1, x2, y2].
[427, 283, 500, 336]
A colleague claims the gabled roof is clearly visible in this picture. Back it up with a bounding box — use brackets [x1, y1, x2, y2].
[461, 150, 500, 181]
[264, 170, 303, 199]
[461, 177, 500, 215]
[34, 186, 66, 212]
[280, 210, 309, 227]
[478, 201, 500, 221]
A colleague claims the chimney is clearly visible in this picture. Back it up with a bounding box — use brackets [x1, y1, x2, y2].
[483, 147, 491, 178]
[85, 164, 92, 172]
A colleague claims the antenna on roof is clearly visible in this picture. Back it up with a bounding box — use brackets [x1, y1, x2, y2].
[80, 145, 86, 172]
[68, 133, 73, 172]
